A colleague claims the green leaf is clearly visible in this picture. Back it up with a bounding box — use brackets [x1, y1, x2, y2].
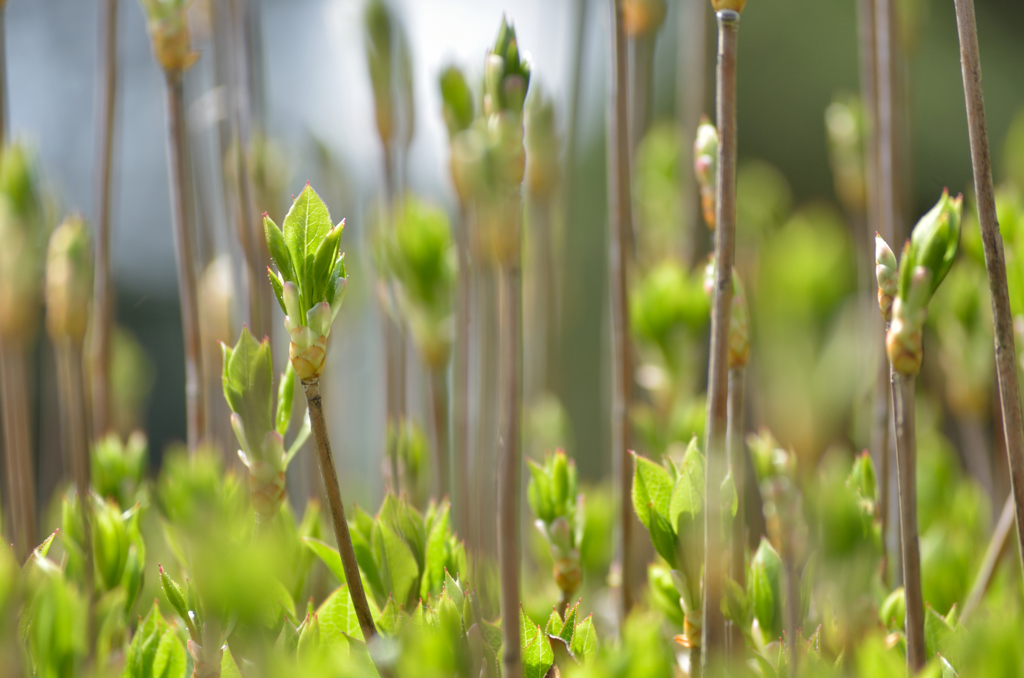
[317, 584, 363, 649]
[310, 225, 343, 304]
[303, 537, 346, 584]
[375, 597, 402, 638]
[557, 602, 578, 645]
[373, 520, 419, 609]
[275, 362, 295, 436]
[422, 503, 451, 599]
[268, 268, 286, 313]
[631, 453, 673, 531]
[544, 609, 563, 637]
[158, 566, 190, 630]
[481, 619, 502, 654]
[265, 214, 295, 283]
[520, 607, 539, 650]
[527, 459, 554, 523]
[569, 614, 597, 666]
[670, 439, 704, 532]
[221, 648, 243, 678]
[649, 505, 679, 568]
[125, 602, 167, 678]
[444, 569, 465, 613]
[522, 626, 554, 678]
[152, 627, 187, 678]
[282, 184, 334, 308]
[925, 605, 954, 662]
[722, 576, 747, 627]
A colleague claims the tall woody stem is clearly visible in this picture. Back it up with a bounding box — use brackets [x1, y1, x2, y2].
[164, 72, 207, 452]
[428, 363, 451, 500]
[953, 0, 1024, 587]
[452, 203, 471, 538]
[962, 495, 1015, 622]
[725, 366, 745, 652]
[701, 10, 739, 668]
[608, 0, 635, 620]
[497, 257, 523, 678]
[891, 375, 925, 671]
[302, 379, 392, 677]
[0, 340, 36, 560]
[91, 0, 118, 435]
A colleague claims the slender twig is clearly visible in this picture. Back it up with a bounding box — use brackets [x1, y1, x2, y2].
[725, 366, 745, 651]
[608, 0, 636, 620]
[953, 0, 1024, 587]
[164, 73, 207, 452]
[677, 0, 708, 266]
[472, 262, 499, 615]
[452, 203, 470, 538]
[891, 375, 924, 671]
[962, 494, 1014, 622]
[428, 364, 451, 500]
[0, 7, 6, 146]
[303, 379, 392, 676]
[874, 0, 903, 585]
[0, 340, 36, 560]
[858, 0, 892, 576]
[497, 258, 523, 678]
[91, 0, 118, 436]
[701, 10, 740, 667]
[56, 338, 94, 643]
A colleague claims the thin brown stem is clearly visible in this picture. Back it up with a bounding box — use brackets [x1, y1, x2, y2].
[303, 379, 392, 677]
[0, 8, 6, 146]
[953, 0, 1024, 587]
[892, 374, 924, 671]
[498, 261, 523, 678]
[429, 363, 451, 500]
[472, 263, 499, 616]
[164, 73, 207, 453]
[91, 0, 118, 436]
[56, 338, 95, 646]
[962, 494, 1014, 622]
[608, 0, 635, 621]
[453, 203, 471, 539]
[726, 366, 746, 652]
[872, 356, 891, 579]
[677, 0, 708, 266]
[0, 340, 36, 561]
[701, 10, 739, 668]
[874, 0, 901, 246]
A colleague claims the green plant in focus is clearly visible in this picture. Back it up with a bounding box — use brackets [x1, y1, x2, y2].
[527, 450, 584, 609]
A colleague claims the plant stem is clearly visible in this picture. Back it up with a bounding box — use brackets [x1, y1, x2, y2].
[498, 260, 523, 678]
[701, 10, 740, 667]
[56, 338, 95, 645]
[0, 340, 36, 561]
[608, 0, 636, 620]
[428, 363, 451, 500]
[91, 0, 118, 436]
[0, 7, 6, 146]
[628, 33, 655, 154]
[676, 0, 708, 266]
[453, 203, 471, 538]
[891, 374, 924, 671]
[302, 378, 390, 676]
[164, 73, 207, 453]
[962, 494, 1014, 622]
[472, 262, 499, 615]
[725, 366, 746, 652]
[953, 0, 1024, 588]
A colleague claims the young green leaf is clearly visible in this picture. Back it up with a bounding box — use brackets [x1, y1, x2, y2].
[282, 184, 335, 307]
[444, 569, 465, 613]
[669, 439, 704, 532]
[557, 602, 578, 645]
[569, 614, 597, 666]
[151, 627, 187, 678]
[373, 520, 419, 608]
[275, 362, 295, 436]
[522, 627, 554, 678]
[544, 609, 563, 637]
[631, 453, 673, 531]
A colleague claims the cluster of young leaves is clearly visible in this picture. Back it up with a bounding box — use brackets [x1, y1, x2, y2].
[383, 197, 457, 368]
[527, 450, 584, 598]
[525, 600, 598, 677]
[631, 440, 704, 646]
[306, 493, 466, 614]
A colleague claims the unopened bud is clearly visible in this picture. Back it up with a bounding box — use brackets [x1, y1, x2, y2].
[886, 266, 930, 375]
[711, 0, 747, 12]
[906, 188, 962, 299]
[439, 65, 474, 139]
[875, 235, 898, 322]
[694, 119, 718, 229]
[138, 0, 198, 73]
[623, 0, 668, 36]
[728, 270, 749, 368]
[45, 214, 92, 342]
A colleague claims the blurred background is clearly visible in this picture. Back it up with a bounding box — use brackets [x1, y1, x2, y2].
[6, 0, 1024, 513]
